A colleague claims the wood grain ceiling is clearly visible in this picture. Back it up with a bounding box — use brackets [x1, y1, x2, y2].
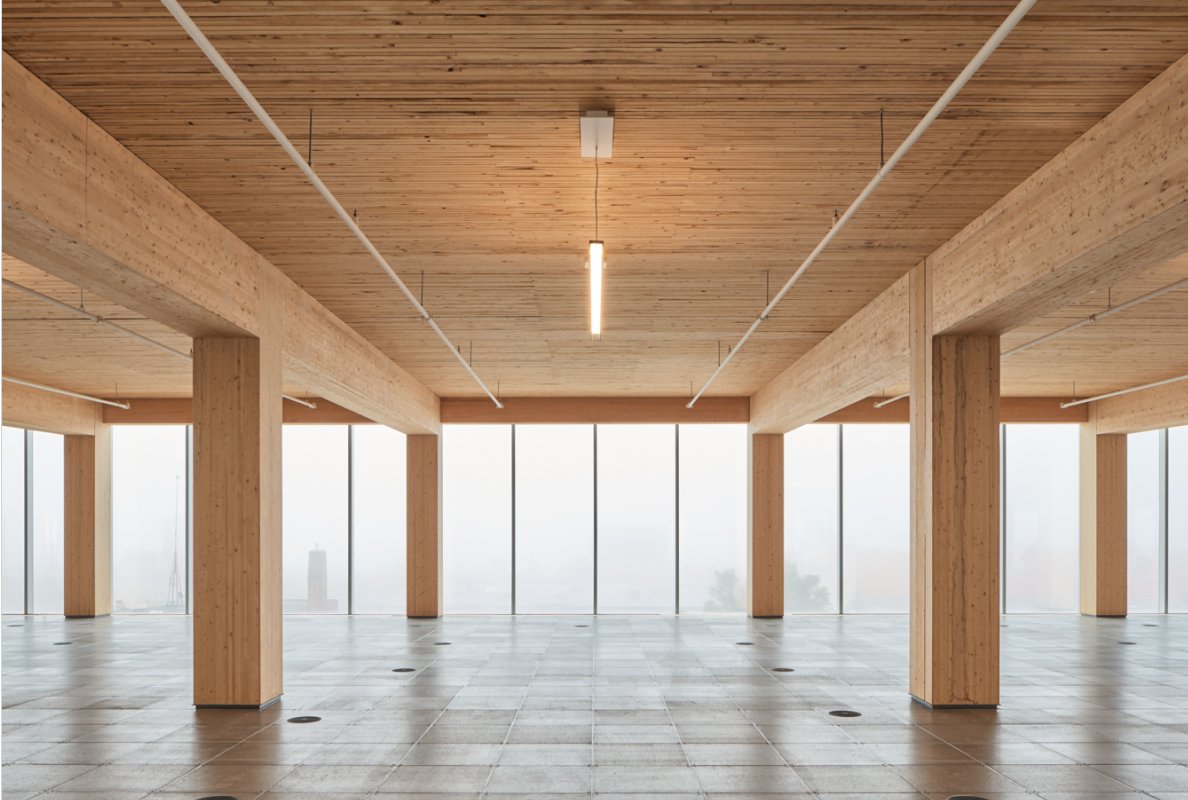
[3, 1, 1188, 399]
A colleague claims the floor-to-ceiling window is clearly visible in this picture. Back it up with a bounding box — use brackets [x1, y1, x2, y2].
[784, 423, 841, 613]
[1128, 430, 1164, 613]
[282, 425, 349, 613]
[1168, 426, 1188, 611]
[112, 426, 188, 613]
[350, 425, 408, 614]
[2, 427, 27, 614]
[678, 424, 747, 613]
[1003, 424, 1079, 613]
[515, 425, 595, 613]
[443, 425, 513, 613]
[842, 424, 911, 613]
[597, 425, 675, 613]
[28, 431, 65, 615]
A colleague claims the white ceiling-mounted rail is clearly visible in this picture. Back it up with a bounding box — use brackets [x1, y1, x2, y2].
[872, 276, 1188, 409]
[687, 0, 1037, 408]
[158, 0, 502, 409]
[3, 376, 131, 410]
[1060, 373, 1188, 409]
[3, 278, 317, 409]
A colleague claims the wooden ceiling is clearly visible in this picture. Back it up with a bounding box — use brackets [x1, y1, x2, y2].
[3, 1, 1188, 399]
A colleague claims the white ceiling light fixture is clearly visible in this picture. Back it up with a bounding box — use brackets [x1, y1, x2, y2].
[581, 111, 614, 338]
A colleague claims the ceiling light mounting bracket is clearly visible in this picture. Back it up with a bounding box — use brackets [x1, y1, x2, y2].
[580, 111, 614, 159]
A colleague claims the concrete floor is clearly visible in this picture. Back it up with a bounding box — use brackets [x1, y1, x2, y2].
[4, 613, 1188, 799]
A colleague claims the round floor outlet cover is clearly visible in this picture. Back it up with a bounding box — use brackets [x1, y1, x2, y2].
[829, 709, 861, 718]
[947, 796, 990, 800]
[772, 667, 795, 673]
[434, 642, 451, 646]
[53, 641, 71, 645]
[575, 624, 589, 628]
[1144, 623, 1159, 627]
[736, 641, 754, 646]
[197, 796, 239, 800]
[1119, 641, 1137, 645]
[287, 716, 321, 724]
[391, 667, 416, 673]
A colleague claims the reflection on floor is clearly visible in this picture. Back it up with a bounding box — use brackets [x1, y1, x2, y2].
[4, 613, 1188, 798]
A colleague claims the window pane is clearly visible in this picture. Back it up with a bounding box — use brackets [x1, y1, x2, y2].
[842, 424, 909, 613]
[784, 424, 840, 613]
[1004, 424, 1079, 613]
[515, 425, 594, 613]
[112, 426, 188, 613]
[29, 431, 64, 615]
[351, 425, 407, 614]
[597, 425, 675, 613]
[679, 424, 747, 613]
[444, 425, 512, 613]
[282, 426, 348, 613]
[2, 427, 26, 614]
[1127, 430, 1162, 613]
[1168, 426, 1188, 611]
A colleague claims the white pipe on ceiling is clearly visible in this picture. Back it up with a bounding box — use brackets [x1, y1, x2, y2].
[872, 276, 1188, 409]
[3, 376, 131, 410]
[687, 0, 1037, 408]
[3, 278, 317, 409]
[1060, 373, 1188, 409]
[158, 0, 503, 409]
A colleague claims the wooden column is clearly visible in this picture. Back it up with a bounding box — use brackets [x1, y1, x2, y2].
[909, 265, 1000, 708]
[64, 426, 112, 618]
[407, 434, 442, 618]
[1080, 428, 1128, 617]
[192, 331, 283, 708]
[749, 433, 784, 618]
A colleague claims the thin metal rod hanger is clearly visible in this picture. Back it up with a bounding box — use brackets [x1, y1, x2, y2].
[1061, 373, 1188, 409]
[873, 276, 1188, 409]
[3, 376, 131, 410]
[4, 278, 317, 409]
[159, 0, 502, 409]
[687, 0, 1036, 409]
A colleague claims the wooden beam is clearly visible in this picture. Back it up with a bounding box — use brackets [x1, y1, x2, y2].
[63, 427, 111, 618]
[192, 328, 283, 708]
[819, 396, 1088, 425]
[1091, 379, 1188, 435]
[751, 274, 910, 433]
[1079, 428, 1128, 617]
[909, 266, 1000, 708]
[933, 53, 1188, 335]
[748, 433, 783, 618]
[2, 53, 439, 434]
[407, 434, 442, 618]
[2, 380, 99, 435]
[441, 396, 749, 425]
[752, 53, 1188, 434]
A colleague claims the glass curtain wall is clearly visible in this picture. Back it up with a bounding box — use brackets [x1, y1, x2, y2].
[281, 425, 349, 613]
[1128, 430, 1163, 613]
[515, 425, 595, 613]
[678, 424, 747, 613]
[443, 425, 513, 613]
[1003, 424, 1079, 613]
[783, 424, 840, 613]
[29, 431, 65, 615]
[597, 425, 675, 613]
[351, 425, 408, 614]
[2, 427, 27, 613]
[112, 426, 188, 613]
[1168, 426, 1188, 611]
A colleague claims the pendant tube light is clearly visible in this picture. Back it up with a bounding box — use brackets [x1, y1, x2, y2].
[589, 240, 604, 336]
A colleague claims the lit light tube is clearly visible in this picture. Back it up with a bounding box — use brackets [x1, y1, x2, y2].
[589, 240, 604, 336]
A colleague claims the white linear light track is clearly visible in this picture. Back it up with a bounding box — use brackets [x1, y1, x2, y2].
[3, 278, 317, 409]
[2, 376, 131, 410]
[1060, 373, 1188, 410]
[872, 276, 1188, 409]
[158, 0, 503, 409]
[687, 0, 1038, 409]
